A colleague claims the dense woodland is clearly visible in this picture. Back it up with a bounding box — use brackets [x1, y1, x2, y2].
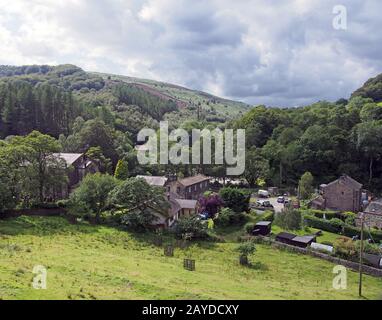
[1, 64, 382, 212]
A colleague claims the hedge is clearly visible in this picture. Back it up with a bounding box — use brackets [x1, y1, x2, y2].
[262, 210, 275, 222]
[303, 215, 343, 233]
[304, 215, 382, 242]
[343, 224, 382, 242]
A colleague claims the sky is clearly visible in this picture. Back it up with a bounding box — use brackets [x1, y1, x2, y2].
[0, 0, 381, 107]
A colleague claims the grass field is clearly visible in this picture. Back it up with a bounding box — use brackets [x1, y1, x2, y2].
[0, 216, 381, 300]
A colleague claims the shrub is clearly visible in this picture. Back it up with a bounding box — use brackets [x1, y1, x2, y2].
[174, 217, 209, 240]
[219, 187, 250, 212]
[245, 222, 255, 234]
[216, 208, 246, 226]
[334, 236, 357, 260]
[303, 215, 343, 233]
[275, 208, 302, 230]
[262, 210, 275, 222]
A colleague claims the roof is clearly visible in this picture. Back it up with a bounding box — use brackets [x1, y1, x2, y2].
[276, 232, 296, 240]
[178, 174, 210, 187]
[53, 153, 83, 166]
[169, 198, 182, 216]
[137, 175, 168, 187]
[293, 235, 316, 244]
[309, 195, 325, 206]
[323, 175, 362, 190]
[365, 201, 382, 215]
[175, 199, 197, 209]
[256, 221, 272, 226]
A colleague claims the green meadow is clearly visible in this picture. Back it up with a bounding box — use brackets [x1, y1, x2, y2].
[0, 216, 381, 300]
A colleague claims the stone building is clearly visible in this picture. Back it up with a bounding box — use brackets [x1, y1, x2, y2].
[169, 174, 211, 200]
[310, 175, 363, 213]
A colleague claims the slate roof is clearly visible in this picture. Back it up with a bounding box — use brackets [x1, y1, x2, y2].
[175, 199, 198, 210]
[322, 174, 362, 190]
[178, 174, 210, 187]
[364, 201, 382, 215]
[137, 175, 168, 187]
[53, 153, 83, 166]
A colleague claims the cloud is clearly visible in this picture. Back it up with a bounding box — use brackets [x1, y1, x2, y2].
[0, 0, 380, 107]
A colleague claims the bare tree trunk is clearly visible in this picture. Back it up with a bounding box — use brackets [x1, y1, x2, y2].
[369, 157, 373, 186]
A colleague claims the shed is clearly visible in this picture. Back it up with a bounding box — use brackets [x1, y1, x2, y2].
[292, 235, 316, 248]
[252, 221, 272, 236]
[275, 232, 297, 245]
[363, 253, 382, 269]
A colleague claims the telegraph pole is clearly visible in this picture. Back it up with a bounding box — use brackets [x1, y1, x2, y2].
[358, 212, 365, 297]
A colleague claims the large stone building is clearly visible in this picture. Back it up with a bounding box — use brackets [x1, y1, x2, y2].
[310, 175, 363, 213]
[137, 175, 206, 228]
[169, 174, 211, 200]
[51, 153, 98, 199]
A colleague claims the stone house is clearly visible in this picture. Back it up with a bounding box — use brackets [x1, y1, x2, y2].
[169, 174, 211, 200]
[313, 175, 363, 213]
[51, 153, 98, 199]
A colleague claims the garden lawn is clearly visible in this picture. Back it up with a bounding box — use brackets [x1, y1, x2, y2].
[0, 216, 381, 300]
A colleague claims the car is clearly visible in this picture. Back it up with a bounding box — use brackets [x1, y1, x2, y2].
[197, 212, 209, 220]
[258, 190, 270, 198]
[277, 196, 285, 203]
[256, 200, 274, 208]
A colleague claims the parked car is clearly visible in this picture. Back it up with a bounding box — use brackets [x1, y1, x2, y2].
[277, 196, 285, 203]
[197, 212, 209, 220]
[258, 190, 270, 198]
[256, 200, 274, 208]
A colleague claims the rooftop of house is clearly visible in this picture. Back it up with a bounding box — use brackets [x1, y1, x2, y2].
[321, 174, 362, 190]
[175, 198, 198, 210]
[137, 175, 168, 187]
[53, 153, 83, 166]
[178, 174, 210, 187]
[364, 200, 382, 215]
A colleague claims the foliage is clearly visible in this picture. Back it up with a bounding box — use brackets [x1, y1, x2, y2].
[245, 222, 256, 234]
[275, 208, 302, 230]
[219, 187, 250, 212]
[198, 193, 224, 217]
[120, 209, 158, 232]
[303, 215, 343, 234]
[215, 207, 245, 226]
[334, 236, 357, 260]
[244, 147, 270, 187]
[67, 173, 117, 223]
[114, 159, 129, 180]
[174, 217, 209, 240]
[298, 172, 314, 200]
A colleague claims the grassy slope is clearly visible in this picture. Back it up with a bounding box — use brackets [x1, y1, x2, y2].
[93, 72, 250, 122]
[0, 216, 381, 300]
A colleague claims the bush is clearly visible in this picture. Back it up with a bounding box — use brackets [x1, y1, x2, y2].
[262, 210, 275, 222]
[219, 187, 250, 212]
[245, 222, 255, 234]
[334, 236, 357, 260]
[174, 217, 209, 240]
[275, 208, 302, 230]
[301, 209, 337, 220]
[216, 208, 246, 226]
[303, 215, 343, 233]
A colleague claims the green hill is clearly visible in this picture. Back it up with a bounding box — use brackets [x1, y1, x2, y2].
[0, 216, 381, 300]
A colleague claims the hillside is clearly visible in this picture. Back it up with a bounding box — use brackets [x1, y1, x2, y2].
[0, 64, 250, 140]
[351, 73, 382, 102]
[0, 216, 381, 300]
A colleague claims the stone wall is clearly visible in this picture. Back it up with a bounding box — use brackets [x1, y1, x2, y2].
[247, 236, 382, 278]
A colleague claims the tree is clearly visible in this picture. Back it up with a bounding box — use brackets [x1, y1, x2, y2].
[174, 217, 208, 240]
[67, 173, 117, 223]
[198, 193, 224, 217]
[219, 187, 249, 213]
[86, 146, 112, 174]
[108, 178, 169, 229]
[275, 208, 302, 230]
[298, 172, 314, 200]
[114, 159, 129, 180]
[10, 131, 67, 203]
[236, 241, 256, 266]
[355, 121, 382, 186]
[244, 148, 270, 187]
